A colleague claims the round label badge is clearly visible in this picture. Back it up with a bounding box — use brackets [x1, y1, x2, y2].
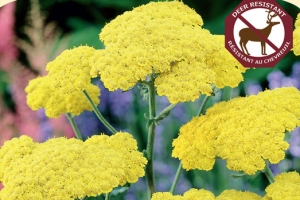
[225, 0, 293, 68]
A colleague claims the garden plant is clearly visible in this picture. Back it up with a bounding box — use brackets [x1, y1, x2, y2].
[0, 1, 300, 200]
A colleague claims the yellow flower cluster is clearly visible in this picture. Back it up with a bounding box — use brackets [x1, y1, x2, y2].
[26, 46, 100, 118]
[293, 13, 300, 56]
[172, 87, 300, 175]
[263, 172, 300, 200]
[151, 188, 215, 200]
[0, 132, 147, 200]
[216, 190, 262, 200]
[205, 35, 245, 88]
[0, 136, 36, 182]
[151, 189, 260, 200]
[90, 1, 246, 104]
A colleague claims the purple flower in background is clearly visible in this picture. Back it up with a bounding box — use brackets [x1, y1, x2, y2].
[74, 109, 109, 139]
[289, 128, 300, 157]
[290, 62, 300, 89]
[267, 62, 300, 89]
[245, 82, 262, 95]
[125, 178, 147, 200]
[292, 62, 300, 77]
[73, 79, 136, 138]
[96, 79, 135, 120]
[108, 89, 134, 118]
[281, 77, 299, 88]
[267, 70, 285, 89]
[266, 61, 300, 161]
[37, 109, 53, 141]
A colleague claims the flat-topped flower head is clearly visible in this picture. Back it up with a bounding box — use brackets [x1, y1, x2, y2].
[154, 60, 215, 103]
[0, 132, 147, 199]
[91, 1, 246, 104]
[263, 172, 300, 200]
[26, 76, 100, 118]
[206, 35, 246, 88]
[25, 46, 100, 118]
[172, 87, 300, 175]
[151, 192, 183, 200]
[0, 135, 36, 182]
[184, 189, 215, 199]
[293, 13, 300, 56]
[216, 190, 262, 200]
[46, 45, 96, 93]
[151, 188, 215, 200]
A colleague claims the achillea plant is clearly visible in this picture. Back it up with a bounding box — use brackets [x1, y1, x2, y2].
[151, 189, 262, 200]
[0, 0, 300, 200]
[263, 172, 300, 200]
[0, 133, 147, 199]
[172, 87, 300, 175]
[151, 189, 215, 200]
[90, 1, 246, 104]
[216, 190, 262, 200]
[25, 46, 100, 118]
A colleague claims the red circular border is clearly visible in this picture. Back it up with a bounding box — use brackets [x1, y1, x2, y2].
[225, 0, 293, 68]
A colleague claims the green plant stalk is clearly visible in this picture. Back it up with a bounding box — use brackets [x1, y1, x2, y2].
[66, 113, 83, 141]
[155, 103, 177, 121]
[170, 95, 211, 194]
[79, 196, 88, 200]
[263, 161, 275, 183]
[82, 90, 117, 134]
[105, 193, 110, 200]
[197, 95, 210, 116]
[66, 114, 88, 200]
[145, 74, 157, 199]
[169, 161, 182, 193]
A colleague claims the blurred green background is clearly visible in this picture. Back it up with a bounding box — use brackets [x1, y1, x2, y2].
[0, 0, 300, 199]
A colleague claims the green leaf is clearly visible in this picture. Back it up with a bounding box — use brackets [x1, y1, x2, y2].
[68, 25, 104, 49]
[93, 0, 136, 9]
[110, 185, 132, 196]
[73, 0, 94, 4]
[67, 17, 90, 30]
[231, 173, 247, 178]
[85, 196, 103, 200]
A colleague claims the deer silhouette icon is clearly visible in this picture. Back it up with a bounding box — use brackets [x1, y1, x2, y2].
[239, 10, 280, 56]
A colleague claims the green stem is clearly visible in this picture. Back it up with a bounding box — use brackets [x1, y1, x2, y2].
[155, 104, 177, 121]
[145, 74, 157, 199]
[67, 115, 88, 200]
[170, 94, 211, 194]
[82, 90, 117, 134]
[169, 161, 182, 194]
[197, 95, 210, 116]
[66, 113, 83, 140]
[105, 193, 110, 200]
[262, 161, 275, 183]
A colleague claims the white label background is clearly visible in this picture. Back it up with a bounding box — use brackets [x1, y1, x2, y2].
[233, 8, 285, 57]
